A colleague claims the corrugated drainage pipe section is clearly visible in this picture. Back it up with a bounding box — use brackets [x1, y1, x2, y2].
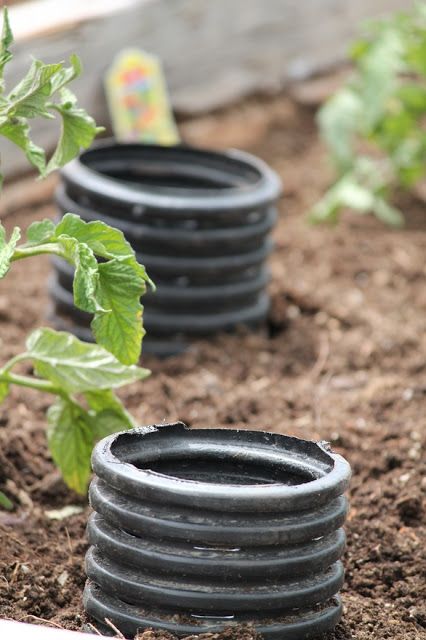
[50, 142, 281, 357]
[84, 423, 351, 639]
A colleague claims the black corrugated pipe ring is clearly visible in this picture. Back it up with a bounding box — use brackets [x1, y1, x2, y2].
[49, 278, 270, 334]
[51, 142, 281, 356]
[84, 423, 351, 639]
[55, 186, 278, 257]
[60, 142, 282, 221]
[52, 257, 271, 311]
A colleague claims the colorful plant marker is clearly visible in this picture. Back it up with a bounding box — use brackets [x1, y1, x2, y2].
[105, 48, 180, 144]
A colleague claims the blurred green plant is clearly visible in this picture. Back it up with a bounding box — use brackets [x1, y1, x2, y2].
[310, 2, 426, 226]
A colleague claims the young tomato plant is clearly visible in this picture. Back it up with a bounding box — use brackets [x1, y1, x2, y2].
[310, 3, 426, 226]
[0, 9, 153, 502]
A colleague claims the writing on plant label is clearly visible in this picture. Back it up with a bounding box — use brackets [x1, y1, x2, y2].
[105, 48, 180, 145]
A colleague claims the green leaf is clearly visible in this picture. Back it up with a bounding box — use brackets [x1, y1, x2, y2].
[84, 389, 136, 440]
[49, 54, 82, 94]
[54, 215, 152, 362]
[0, 224, 21, 278]
[47, 387, 140, 494]
[318, 88, 362, 172]
[0, 381, 9, 403]
[0, 50, 102, 188]
[0, 490, 13, 511]
[47, 397, 93, 494]
[6, 59, 63, 119]
[0, 118, 46, 175]
[55, 212, 154, 282]
[397, 83, 426, 115]
[54, 213, 135, 259]
[56, 235, 102, 314]
[21, 214, 153, 364]
[26, 328, 149, 394]
[309, 169, 378, 224]
[0, 8, 13, 89]
[26, 218, 56, 245]
[372, 197, 403, 227]
[91, 259, 148, 365]
[355, 27, 404, 130]
[309, 156, 404, 227]
[46, 88, 102, 173]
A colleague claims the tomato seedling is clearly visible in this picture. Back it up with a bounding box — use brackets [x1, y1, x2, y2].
[0, 8, 153, 499]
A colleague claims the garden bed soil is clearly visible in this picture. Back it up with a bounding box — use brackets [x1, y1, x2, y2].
[0, 93, 425, 640]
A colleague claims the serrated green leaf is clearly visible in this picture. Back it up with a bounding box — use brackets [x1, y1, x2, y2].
[7, 59, 63, 119]
[46, 88, 102, 173]
[54, 216, 154, 350]
[54, 213, 134, 259]
[0, 224, 21, 278]
[56, 235, 102, 313]
[84, 389, 137, 440]
[91, 259, 147, 365]
[54, 212, 154, 286]
[85, 388, 137, 424]
[0, 490, 13, 510]
[26, 218, 56, 245]
[0, 381, 9, 403]
[49, 54, 82, 95]
[0, 49, 102, 190]
[0, 8, 13, 89]
[26, 328, 149, 394]
[47, 398, 93, 494]
[91, 409, 133, 442]
[21, 214, 153, 364]
[0, 118, 46, 175]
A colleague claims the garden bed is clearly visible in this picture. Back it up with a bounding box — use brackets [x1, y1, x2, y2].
[0, 94, 425, 639]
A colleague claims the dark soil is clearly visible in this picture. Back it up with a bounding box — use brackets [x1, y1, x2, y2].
[0, 93, 425, 639]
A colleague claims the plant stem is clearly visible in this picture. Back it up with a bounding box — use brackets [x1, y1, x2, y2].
[0, 352, 30, 375]
[0, 370, 61, 395]
[11, 243, 66, 263]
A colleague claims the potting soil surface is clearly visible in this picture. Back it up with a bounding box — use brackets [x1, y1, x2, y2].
[0, 93, 425, 640]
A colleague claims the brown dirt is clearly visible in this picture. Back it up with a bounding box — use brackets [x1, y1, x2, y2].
[135, 626, 262, 640]
[0, 93, 425, 640]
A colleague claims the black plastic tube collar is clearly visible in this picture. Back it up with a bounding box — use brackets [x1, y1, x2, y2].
[84, 423, 351, 639]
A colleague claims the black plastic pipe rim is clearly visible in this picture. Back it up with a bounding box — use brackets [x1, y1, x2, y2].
[84, 423, 351, 639]
[51, 142, 281, 356]
[60, 141, 281, 219]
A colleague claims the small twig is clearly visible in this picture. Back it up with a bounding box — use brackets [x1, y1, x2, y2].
[86, 622, 103, 636]
[10, 561, 23, 585]
[104, 618, 126, 639]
